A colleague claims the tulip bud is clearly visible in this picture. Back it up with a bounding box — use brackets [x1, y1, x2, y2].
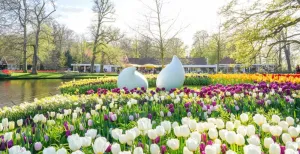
[34, 142, 43, 151]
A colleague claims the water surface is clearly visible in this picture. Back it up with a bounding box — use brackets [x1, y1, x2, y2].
[0, 79, 70, 107]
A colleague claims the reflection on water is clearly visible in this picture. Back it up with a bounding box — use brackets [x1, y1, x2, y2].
[0, 79, 70, 107]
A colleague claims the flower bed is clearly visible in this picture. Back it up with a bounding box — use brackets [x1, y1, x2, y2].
[59, 74, 212, 95]
[0, 69, 12, 76]
[210, 74, 300, 85]
[0, 82, 299, 153]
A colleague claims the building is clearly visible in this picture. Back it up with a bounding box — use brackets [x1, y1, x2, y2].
[0, 56, 19, 70]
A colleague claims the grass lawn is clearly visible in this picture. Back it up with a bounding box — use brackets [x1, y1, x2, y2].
[0, 72, 118, 79]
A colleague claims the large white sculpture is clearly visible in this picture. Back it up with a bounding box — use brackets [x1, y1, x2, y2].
[117, 67, 148, 90]
[156, 55, 185, 90]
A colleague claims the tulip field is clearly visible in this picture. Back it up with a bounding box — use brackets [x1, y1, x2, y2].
[0, 74, 300, 154]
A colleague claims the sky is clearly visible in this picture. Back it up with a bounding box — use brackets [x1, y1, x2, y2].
[54, 0, 226, 48]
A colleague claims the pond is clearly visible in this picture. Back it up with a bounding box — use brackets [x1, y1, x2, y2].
[0, 79, 70, 107]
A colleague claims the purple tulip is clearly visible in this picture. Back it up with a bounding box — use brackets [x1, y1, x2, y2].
[44, 135, 49, 142]
[138, 142, 144, 149]
[105, 144, 112, 152]
[66, 130, 71, 137]
[104, 115, 109, 121]
[34, 142, 43, 151]
[153, 136, 160, 144]
[201, 133, 207, 143]
[207, 140, 213, 145]
[280, 146, 285, 154]
[88, 119, 93, 126]
[200, 143, 206, 152]
[221, 144, 227, 153]
[161, 145, 167, 154]
[148, 113, 152, 119]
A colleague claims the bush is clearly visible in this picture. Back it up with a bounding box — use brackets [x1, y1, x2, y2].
[59, 74, 212, 94]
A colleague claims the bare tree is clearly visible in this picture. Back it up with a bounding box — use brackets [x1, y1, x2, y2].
[138, 0, 187, 66]
[1, 0, 30, 72]
[29, 0, 56, 74]
[90, 0, 122, 73]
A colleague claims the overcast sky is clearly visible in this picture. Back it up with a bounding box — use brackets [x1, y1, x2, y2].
[54, 0, 226, 48]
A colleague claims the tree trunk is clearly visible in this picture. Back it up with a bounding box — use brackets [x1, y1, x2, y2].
[22, 26, 27, 73]
[100, 50, 104, 73]
[32, 26, 40, 75]
[284, 44, 292, 72]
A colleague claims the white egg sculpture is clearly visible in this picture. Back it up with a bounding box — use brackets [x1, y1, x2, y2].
[156, 55, 185, 90]
[117, 67, 148, 90]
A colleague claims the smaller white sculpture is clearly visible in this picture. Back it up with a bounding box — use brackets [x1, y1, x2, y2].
[117, 67, 148, 90]
[156, 55, 185, 90]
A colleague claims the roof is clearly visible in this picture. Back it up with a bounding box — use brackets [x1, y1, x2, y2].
[219, 57, 236, 64]
[127, 57, 207, 65]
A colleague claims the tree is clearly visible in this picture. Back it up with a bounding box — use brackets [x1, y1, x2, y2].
[191, 30, 209, 58]
[29, 0, 56, 74]
[90, 0, 122, 73]
[165, 38, 187, 58]
[1, 0, 30, 72]
[221, 0, 300, 71]
[138, 0, 186, 66]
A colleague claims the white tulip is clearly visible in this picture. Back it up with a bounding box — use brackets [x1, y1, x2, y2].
[235, 134, 245, 146]
[226, 121, 234, 131]
[161, 121, 171, 133]
[9, 145, 31, 154]
[150, 144, 160, 154]
[71, 150, 84, 154]
[212, 144, 221, 154]
[0, 123, 3, 131]
[208, 128, 218, 140]
[286, 117, 295, 126]
[67, 134, 82, 151]
[214, 139, 222, 145]
[126, 129, 137, 141]
[148, 129, 158, 140]
[288, 126, 299, 138]
[272, 115, 281, 124]
[50, 112, 56, 118]
[57, 148, 68, 154]
[226, 150, 237, 154]
[17, 119, 23, 127]
[188, 119, 197, 131]
[205, 145, 217, 154]
[243, 144, 261, 154]
[215, 119, 225, 129]
[167, 139, 180, 150]
[85, 129, 97, 139]
[253, 114, 266, 126]
[240, 113, 249, 123]
[111, 143, 121, 154]
[190, 131, 201, 143]
[133, 147, 144, 154]
[8, 121, 15, 130]
[262, 123, 270, 132]
[269, 143, 280, 154]
[284, 149, 298, 154]
[137, 118, 152, 131]
[237, 126, 247, 136]
[196, 123, 205, 133]
[172, 122, 179, 128]
[246, 125, 255, 137]
[43, 147, 56, 154]
[111, 128, 123, 140]
[247, 135, 260, 146]
[270, 126, 282, 137]
[225, 131, 236, 144]
[219, 129, 227, 140]
[2, 118, 8, 128]
[286, 141, 298, 151]
[81, 137, 91, 147]
[186, 138, 198, 151]
[183, 147, 193, 154]
[155, 126, 165, 136]
[4, 132, 13, 142]
[234, 120, 241, 129]
[93, 137, 110, 154]
[182, 117, 190, 125]
[282, 133, 293, 144]
[279, 121, 289, 131]
[264, 137, 274, 149]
